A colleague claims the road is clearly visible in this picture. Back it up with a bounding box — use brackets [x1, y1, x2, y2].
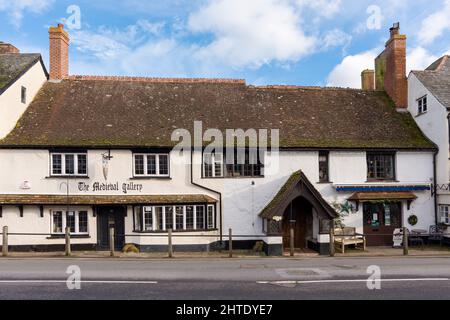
[0, 256, 449, 300]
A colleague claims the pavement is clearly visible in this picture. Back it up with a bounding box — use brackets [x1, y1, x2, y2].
[0, 255, 449, 299]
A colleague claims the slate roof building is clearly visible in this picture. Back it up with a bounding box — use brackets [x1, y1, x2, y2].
[408, 55, 450, 228]
[0, 23, 440, 255]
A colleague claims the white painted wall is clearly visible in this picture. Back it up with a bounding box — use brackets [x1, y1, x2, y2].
[0, 147, 436, 247]
[408, 72, 450, 214]
[0, 61, 47, 139]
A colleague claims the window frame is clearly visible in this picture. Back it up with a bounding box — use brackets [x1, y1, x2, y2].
[133, 204, 215, 232]
[21, 86, 27, 104]
[439, 205, 450, 225]
[366, 152, 396, 181]
[50, 152, 88, 177]
[133, 153, 170, 178]
[417, 95, 428, 115]
[51, 210, 89, 235]
[318, 151, 330, 183]
[203, 149, 264, 179]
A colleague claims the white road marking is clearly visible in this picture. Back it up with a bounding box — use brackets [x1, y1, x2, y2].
[0, 280, 158, 284]
[257, 278, 450, 285]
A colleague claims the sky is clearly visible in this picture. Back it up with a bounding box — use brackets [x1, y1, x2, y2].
[0, 0, 449, 88]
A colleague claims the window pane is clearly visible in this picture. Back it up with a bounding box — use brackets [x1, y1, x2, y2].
[367, 154, 394, 180]
[53, 211, 63, 233]
[134, 155, 144, 175]
[186, 206, 194, 230]
[134, 206, 143, 231]
[155, 207, 164, 230]
[175, 206, 184, 230]
[143, 207, 153, 231]
[165, 206, 174, 230]
[78, 211, 88, 233]
[204, 153, 213, 177]
[196, 206, 205, 229]
[66, 211, 76, 233]
[52, 154, 62, 175]
[65, 155, 75, 175]
[319, 152, 329, 182]
[159, 155, 169, 175]
[147, 155, 156, 175]
[77, 154, 87, 175]
[207, 206, 214, 229]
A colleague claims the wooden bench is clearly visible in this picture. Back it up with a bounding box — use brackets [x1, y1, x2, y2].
[334, 227, 366, 254]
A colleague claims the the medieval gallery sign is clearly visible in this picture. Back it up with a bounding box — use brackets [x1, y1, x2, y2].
[78, 182, 143, 194]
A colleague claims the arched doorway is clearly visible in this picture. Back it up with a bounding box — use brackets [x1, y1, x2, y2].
[282, 197, 313, 249]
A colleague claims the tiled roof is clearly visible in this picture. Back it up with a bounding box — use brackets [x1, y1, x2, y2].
[412, 55, 450, 109]
[0, 53, 42, 93]
[0, 77, 436, 150]
[0, 194, 217, 205]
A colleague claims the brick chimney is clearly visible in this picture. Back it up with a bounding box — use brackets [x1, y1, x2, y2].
[361, 69, 375, 90]
[0, 42, 19, 54]
[49, 23, 69, 81]
[375, 22, 408, 109]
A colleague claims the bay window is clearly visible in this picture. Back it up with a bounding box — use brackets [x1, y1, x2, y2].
[52, 210, 89, 234]
[133, 204, 215, 232]
[133, 153, 170, 177]
[51, 153, 87, 176]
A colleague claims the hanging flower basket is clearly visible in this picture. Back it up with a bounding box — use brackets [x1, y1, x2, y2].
[408, 215, 418, 226]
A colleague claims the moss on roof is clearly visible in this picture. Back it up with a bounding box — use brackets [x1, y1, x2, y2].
[0, 53, 41, 92]
[0, 79, 437, 150]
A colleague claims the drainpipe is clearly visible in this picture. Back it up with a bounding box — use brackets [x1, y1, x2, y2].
[433, 150, 439, 225]
[190, 148, 223, 243]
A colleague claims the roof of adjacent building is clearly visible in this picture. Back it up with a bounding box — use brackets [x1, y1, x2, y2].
[411, 55, 450, 110]
[0, 76, 436, 150]
[0, 53, 45, 94]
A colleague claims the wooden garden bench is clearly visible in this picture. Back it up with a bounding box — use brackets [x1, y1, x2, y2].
[334, 227, 366, 254]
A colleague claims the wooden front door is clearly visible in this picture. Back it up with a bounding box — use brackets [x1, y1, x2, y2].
[97, 206, 126, 250]
[363, 202, 402, 246]
[282, 199, 312, 249]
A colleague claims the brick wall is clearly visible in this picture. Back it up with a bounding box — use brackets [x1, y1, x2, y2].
[48, 24, 69, 80]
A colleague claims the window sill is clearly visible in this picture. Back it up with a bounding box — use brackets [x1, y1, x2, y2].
[46, 176, 90, 179]
[46, 234, 91, 239]
[201, 176, 265, 180]
[366, 180, 399, 183]
[316, 181, 333, 184]
[415, 112, 428, 117]
[130, 176, 172, 180]
[132, 229, 218, 234]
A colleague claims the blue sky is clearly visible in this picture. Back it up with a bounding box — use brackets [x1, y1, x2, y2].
[1, 0, 449, 87]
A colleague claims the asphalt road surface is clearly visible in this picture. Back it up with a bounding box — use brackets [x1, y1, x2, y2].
[0, 256, 449, 300]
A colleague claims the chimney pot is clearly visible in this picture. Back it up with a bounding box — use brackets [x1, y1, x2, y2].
[361, 69, 375, 91]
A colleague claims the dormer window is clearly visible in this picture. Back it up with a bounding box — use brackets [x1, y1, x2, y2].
[417, 95, 427, 115]
[21, 86, 27, 104]
[50, 152, 88, 176]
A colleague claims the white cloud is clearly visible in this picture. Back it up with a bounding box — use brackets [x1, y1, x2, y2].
[326, 45, 446, 89]
[326, 49, 378, 88]
[322, 29, 352, 52]
[296, 0, 341, 18]
[407, 47, 438, 71]
[0, 0, 54, 27]
[417, 0, 450, 45]
[187, 0, 316, 69]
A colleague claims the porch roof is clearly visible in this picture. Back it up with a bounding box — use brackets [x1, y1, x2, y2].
[259, 170, 337, 220]
[0, 194, 217, 205]
[347, 192, 417, 202]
